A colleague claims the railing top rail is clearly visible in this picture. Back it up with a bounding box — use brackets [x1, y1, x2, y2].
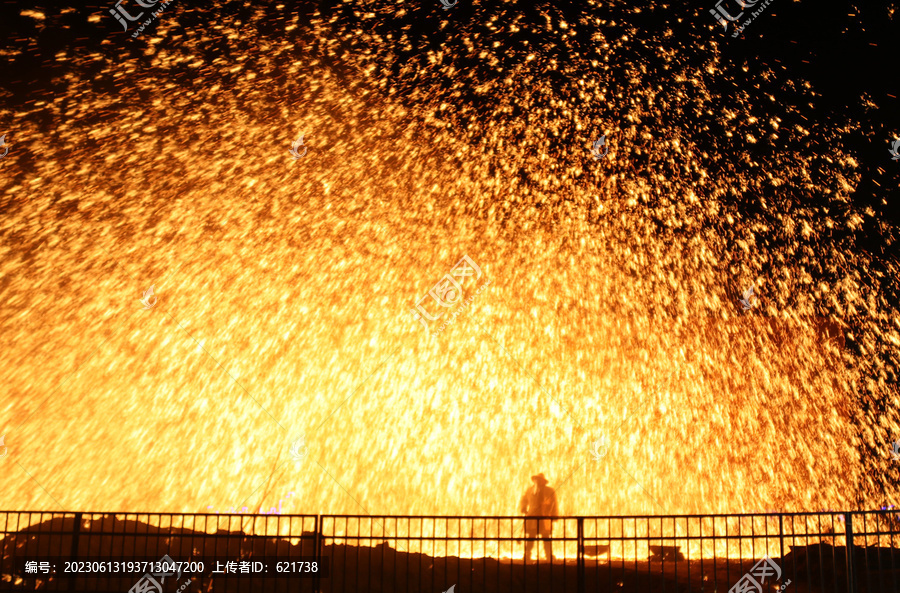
[319, 511, 861, 519]
[0, 509, 880, 520]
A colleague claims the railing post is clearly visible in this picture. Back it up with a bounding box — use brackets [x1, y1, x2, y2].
[313, 514, 321, 593]
[577, 517, 584, 593]
[778, 513, 785, 565]
[845, 512, 855, 593]
[67, 513, 82, 592]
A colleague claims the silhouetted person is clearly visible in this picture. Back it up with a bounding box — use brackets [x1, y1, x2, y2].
[519, 472, 558, 562]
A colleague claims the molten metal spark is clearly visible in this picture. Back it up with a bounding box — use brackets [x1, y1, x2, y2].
[0, 0, 897, 562]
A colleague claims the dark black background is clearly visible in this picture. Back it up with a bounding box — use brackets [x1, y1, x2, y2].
[1, 0, 896, 233]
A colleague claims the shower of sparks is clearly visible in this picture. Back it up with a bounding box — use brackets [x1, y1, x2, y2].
[0, 0, 898, 560]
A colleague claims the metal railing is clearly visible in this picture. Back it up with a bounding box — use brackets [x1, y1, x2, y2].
[1, 511, 898, 592]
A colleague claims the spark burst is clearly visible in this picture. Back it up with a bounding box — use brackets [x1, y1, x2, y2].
[0, 0, 897, 560]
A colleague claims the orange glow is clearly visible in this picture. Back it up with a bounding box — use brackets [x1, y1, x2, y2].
[0, 6, 897, 563]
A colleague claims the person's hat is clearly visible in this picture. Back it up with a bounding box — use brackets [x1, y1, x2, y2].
[531, 473, 549, 485]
